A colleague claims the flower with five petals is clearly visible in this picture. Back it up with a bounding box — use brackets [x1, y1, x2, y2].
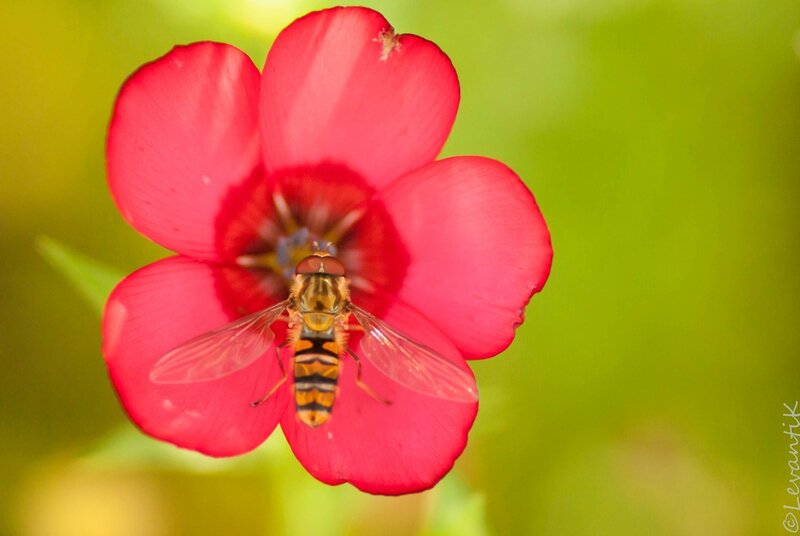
[103, 6, 552, 494]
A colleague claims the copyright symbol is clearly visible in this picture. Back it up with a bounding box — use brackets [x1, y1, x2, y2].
[784, 512, 799, 533]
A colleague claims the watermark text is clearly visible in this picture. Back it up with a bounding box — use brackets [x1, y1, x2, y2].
[783, 402, 800, 533]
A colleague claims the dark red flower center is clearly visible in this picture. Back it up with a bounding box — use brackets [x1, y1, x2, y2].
[212, 163, 409, 317]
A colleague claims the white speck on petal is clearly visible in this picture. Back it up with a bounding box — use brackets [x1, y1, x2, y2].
[327, 431, 333, 440]
[201, 175, 211, 185]
[375, 28, 400, 61]
[162, 399, 176, 412]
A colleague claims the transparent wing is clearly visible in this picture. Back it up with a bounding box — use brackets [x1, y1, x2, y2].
[351, 305, 478, 403]
[149, 300, 289, 384]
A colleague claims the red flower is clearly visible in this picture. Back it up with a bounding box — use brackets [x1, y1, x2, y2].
[103, 7, 552, 494]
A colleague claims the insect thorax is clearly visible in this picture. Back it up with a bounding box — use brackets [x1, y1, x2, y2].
[290, 273, 350, 334]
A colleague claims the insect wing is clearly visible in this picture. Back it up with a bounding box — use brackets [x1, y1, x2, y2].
[351, 306, 478, 403]
[149, 300, 288, 384]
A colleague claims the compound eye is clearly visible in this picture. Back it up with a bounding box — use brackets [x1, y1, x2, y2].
[295, 255, 346, 276]
[320, 256, 346, 276]
[295, 255, 323, 274]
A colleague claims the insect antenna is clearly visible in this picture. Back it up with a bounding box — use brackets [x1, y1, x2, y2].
[311, 239, 337, 256]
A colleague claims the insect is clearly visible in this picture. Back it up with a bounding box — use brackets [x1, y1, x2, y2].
[149, 249, 478, 427]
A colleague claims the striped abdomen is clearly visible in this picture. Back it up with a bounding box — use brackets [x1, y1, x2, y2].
[293, 337, 341, 427]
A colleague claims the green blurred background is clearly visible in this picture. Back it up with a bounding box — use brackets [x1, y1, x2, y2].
[1, 0, 799, 534]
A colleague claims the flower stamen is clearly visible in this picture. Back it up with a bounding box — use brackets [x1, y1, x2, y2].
[237, 226, 334, 282]
[324, 208, 364, 245]
[273, 191, 298, 232]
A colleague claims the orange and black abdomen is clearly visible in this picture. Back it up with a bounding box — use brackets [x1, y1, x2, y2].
[293, 338, 341, 427]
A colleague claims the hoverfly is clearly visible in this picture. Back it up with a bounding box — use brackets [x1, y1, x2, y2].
[149, 250, 478, 427]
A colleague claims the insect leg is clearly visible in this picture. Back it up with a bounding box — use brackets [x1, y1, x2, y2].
[346, 348, 391, 405]
[250, 342, 289, 408]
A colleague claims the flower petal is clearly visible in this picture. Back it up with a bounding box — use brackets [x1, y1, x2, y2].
[281, 299, 477, 495]
[377, 156, 553, 359]
[260, 6, 459, 189]
[102, 256, 289, 456]
[107, 42, 262, 260]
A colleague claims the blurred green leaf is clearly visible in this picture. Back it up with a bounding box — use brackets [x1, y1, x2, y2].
[82, 424, 276, 474]
[36, 235, 123, 315]
[421, 473, 490, 536]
